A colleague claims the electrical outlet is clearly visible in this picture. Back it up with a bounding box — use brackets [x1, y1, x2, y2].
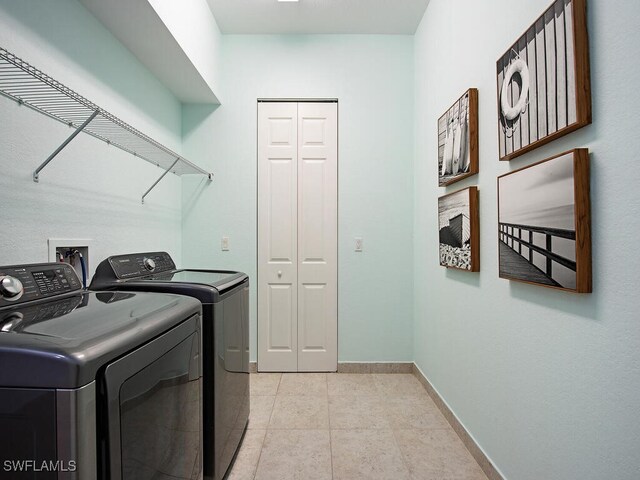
[221, 236, 230, 251]
[355, 237, 363, 252]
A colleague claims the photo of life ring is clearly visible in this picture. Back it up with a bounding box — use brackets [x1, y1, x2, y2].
[496, 0, 592, 161]
[499, 50, 530, 139]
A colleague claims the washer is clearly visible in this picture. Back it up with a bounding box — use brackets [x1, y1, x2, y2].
[90, 252, 249, 480]
[0, 262, 203, 480]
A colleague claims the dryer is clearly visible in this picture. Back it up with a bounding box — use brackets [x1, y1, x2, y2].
[0, 262, 203, 480]
[90, 252, 249, 480]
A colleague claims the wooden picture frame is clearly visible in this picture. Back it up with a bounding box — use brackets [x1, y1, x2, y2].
[438, 186, 479, 272]
[438, 88, 478, 186]
[496, 0, 591, 161]
[497, 148, 591, 292]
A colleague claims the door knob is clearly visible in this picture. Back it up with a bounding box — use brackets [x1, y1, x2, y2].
[277, 270, 282, 278]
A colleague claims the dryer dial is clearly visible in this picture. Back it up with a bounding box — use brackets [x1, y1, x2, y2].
[143, 258, 156, 272]
[0, 276, 24, 301]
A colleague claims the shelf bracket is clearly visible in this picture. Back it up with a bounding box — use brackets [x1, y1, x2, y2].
[141, 158, 180, 204]
[33, 110, 99, 183]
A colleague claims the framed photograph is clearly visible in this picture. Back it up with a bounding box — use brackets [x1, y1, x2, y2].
[497, 149, 591, 292]
[438, 88, 478, 186]
[438, 187, 479, 272]
[497, 0, 591, 161]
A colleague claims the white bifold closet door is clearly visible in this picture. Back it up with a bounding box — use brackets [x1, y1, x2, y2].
[257, 101, 338, 372]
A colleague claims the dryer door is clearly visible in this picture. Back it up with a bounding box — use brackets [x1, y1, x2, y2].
[102, 315, 202, 480]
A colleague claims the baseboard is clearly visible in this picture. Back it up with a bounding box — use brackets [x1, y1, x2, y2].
[412, 364, 504, 480]
[337, 362, 413, 373]
[249, 361, 413, 374]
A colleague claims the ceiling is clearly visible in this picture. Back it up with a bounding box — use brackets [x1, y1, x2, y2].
[206, 0, 430, 35]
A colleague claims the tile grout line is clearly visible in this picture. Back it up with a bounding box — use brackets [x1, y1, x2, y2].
[266, 374, 281, 426]
[251, 373, 282, 480]
[389, 428, 412, 479]
[326, 374, 335, 479]
[378, 373, 412, 479]
[248, 429, 266, 480]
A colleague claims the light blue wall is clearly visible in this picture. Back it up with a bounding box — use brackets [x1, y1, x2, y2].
[413, 1, 640, 479]
[182, 35, 415, 363]
[5, 6, 635, 476]
[0, 0, 184, 272]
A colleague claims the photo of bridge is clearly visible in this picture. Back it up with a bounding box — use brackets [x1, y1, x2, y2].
[498, 151, 579, 289]
[498, 222, 576, 288]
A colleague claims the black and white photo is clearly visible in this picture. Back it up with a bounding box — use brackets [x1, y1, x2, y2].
[496, 0, 591, 160]
[498, 149, 591, 292]
[438, 88, 478, 186]
[438, 187, 479, 271]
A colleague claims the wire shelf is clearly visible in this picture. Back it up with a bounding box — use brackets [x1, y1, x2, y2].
[0, 46, 212, 180]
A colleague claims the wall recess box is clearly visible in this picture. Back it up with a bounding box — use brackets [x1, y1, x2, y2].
[47, 239, 94, 285]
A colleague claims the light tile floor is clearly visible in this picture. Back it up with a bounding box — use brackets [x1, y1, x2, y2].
[228, 373, 487, 480]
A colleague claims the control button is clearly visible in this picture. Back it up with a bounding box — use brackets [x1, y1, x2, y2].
[1, 312, 24, 332]
[0, 276, 24, 301]
[143, 257, 156, 272]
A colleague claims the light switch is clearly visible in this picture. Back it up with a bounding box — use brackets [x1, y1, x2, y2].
[221, 236, 229, 251]
[355, 237, 363, 252]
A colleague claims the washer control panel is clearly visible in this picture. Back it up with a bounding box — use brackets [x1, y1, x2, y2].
[107, 252, 175, 279]
[0, 263, 81, 308]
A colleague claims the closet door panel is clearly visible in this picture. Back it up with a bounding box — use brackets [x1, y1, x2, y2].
[297, 102, 338, 372]
[258, 102, 298, 372]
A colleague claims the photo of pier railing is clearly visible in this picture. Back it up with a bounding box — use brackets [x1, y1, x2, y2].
[499, 222, 576, 288]
[497, 149, 591, 292]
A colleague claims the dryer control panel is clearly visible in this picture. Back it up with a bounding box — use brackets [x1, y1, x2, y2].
[106, 252, 176, 279]
[0, 263, 81, 308]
